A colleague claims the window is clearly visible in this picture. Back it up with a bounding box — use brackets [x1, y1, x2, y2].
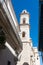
[22, 32, 25, 37]
[30, 55, 33, 57]
[37, 56, 38, 60]
[23, 18, 26, 24]
[7, 61, 11, 65]
[37, 57, 38, 60]
[23, 62, 29, 65]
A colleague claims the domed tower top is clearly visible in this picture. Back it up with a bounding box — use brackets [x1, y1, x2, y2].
[21, 10, 29, 14]
[20, 10, 30, 24]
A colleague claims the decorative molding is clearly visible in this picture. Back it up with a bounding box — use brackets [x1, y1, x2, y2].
[19, 24, 30, 28]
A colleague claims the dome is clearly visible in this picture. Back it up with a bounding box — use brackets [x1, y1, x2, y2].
[20, 10, 30, 15]
[21, 10, 29, 14]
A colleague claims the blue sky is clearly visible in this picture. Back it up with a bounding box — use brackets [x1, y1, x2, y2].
[11, 0, 39, 47]
[11, 0, 43, 65]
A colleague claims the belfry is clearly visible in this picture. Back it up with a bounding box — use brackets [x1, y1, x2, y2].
[17, 10, 40, 65]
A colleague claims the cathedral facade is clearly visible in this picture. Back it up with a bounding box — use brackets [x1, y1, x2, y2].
[17, 10, 40, 65]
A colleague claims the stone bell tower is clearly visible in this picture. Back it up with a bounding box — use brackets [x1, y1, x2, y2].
[19, 10, 32, 42]
[17, 10, 32, 65]
[17, 10, 40, 65]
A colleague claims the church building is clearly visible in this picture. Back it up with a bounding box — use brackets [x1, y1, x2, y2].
[17, 10, 40, 65]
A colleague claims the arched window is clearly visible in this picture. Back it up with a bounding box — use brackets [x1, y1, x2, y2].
[22, 32, 25, 37]
[23, 18, 26, 24]
[23, 62, 29, 65]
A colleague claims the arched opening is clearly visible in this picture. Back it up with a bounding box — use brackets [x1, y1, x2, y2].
[23, 62, 29, 65]
[22, 32, 25, 37]
[23, 18, 26, 24]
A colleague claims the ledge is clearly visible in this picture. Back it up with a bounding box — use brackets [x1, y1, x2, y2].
[0, 2, 22, 54]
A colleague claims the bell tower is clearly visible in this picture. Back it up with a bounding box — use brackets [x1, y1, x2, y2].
[17, 10, 32, 65]
[19, 10, 31, 42]
[17, 10, 40, 65]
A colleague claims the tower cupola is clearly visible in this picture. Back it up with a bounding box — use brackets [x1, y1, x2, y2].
[20, 10, 30, 24]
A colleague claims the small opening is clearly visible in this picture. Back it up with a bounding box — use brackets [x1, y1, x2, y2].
[23, 18, 26, 24]
[22, 32, 25, 37]
[24, 11, 25, 13]
[23, 62, 29, 65]
[7, 61, 11, 65]
[37, 57, 38, 60]
[30, 55, 33, 57]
